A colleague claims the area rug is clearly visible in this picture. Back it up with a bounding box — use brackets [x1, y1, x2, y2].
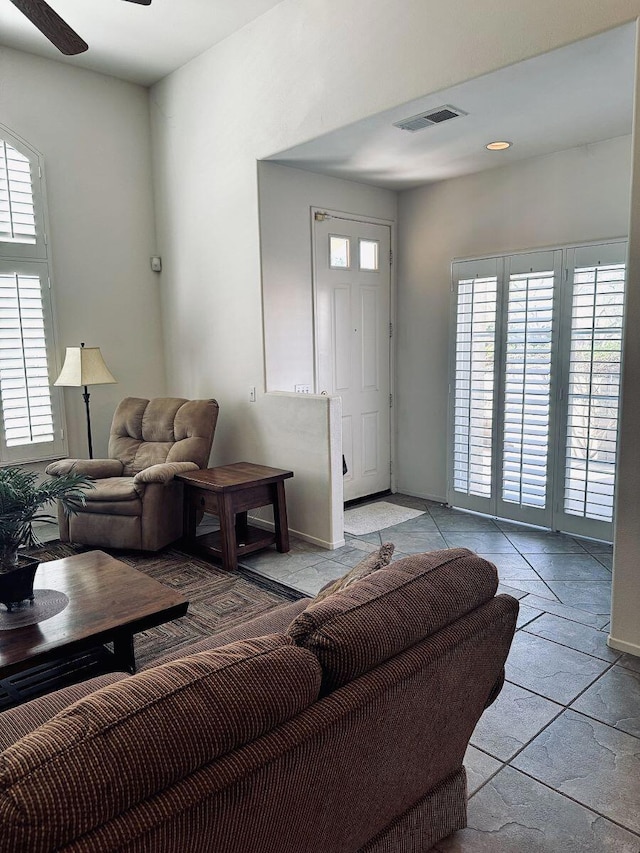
[27, 542, 304, 670]
[343, 501, 425, 535]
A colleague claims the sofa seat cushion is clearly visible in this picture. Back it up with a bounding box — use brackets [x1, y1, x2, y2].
[287, 547, 499, 693]
[0, 634, 321, 853]
[84, 476, 142, 502]
[76, 477, 143, 516]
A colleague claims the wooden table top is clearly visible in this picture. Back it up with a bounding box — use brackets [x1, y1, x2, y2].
[0, 550, 188, 673]
[176, 462, 294, 492]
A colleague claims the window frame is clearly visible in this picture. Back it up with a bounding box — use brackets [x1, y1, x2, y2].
[0, 126, 67, 465]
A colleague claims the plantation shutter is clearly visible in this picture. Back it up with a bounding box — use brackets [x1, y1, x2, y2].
[0, 132, 66, 463]
[561, 244, 625, 531]
[499, 252, 558, 516]
[0, 271, 55, 449]
[0, 141, 37, 245]
[450, 259, 498, 512]
[449, 242, 624, 540]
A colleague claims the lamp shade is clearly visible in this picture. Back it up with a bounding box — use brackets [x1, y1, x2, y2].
[54, 347, 117, 387]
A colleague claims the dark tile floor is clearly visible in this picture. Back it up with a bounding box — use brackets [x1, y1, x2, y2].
[234, 494, 640, 852]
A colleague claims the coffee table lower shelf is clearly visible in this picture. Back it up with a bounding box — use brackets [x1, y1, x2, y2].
[0, 645, 119, 711]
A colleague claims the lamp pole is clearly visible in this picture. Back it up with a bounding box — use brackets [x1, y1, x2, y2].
[78, 343, 95, 458]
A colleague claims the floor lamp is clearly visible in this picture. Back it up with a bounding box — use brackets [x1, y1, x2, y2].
[54, 343, 117, 459]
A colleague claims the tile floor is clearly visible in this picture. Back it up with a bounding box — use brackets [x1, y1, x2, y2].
[231, 494, 640, 852]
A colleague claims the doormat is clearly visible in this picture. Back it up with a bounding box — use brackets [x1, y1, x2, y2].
[344, 501, 425, 536]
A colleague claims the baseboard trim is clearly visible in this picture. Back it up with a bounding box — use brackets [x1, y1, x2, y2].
[607, 634, 640, 657]
[247, 515, 344, 550]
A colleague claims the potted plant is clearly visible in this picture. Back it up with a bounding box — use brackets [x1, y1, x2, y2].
[0, 466, 93, 611]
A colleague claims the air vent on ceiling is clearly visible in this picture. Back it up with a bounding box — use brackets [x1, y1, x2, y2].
[393, 105, 467, 132]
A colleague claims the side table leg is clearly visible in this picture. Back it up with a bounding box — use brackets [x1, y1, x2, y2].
[273, 480, 290, 553]
[219, 495, 238, 571]
[236, 511, 249, 546]
[182, 489, 198, 546]
[113, 632, 136, 674]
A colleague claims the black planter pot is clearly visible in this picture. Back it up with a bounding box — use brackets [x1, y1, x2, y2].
[0, 556, 39, 612]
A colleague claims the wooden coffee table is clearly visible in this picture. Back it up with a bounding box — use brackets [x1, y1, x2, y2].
[0, 551, 188, 688]
[177, 462, 294, 571]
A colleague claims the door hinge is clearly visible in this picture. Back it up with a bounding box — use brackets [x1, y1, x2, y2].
[390, 460, 393, 476]
[47, 276, 51, 289]
[564, 268, 569, 282]
[314, 211, 329, 221]
[389, 393, 393, 408]
[389, 322, 393, 338]
[389, 249, 393, 266]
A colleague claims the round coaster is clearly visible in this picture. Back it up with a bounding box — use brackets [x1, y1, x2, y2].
[0, 589, 70, 630]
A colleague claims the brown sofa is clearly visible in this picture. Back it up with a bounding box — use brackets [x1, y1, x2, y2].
[46, 397, 219, 551]
[0, 548, 518, 853]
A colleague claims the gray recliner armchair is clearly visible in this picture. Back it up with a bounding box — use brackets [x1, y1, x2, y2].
[46, 397, 219, 551]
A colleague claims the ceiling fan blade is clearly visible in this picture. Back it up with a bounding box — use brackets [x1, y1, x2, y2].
[121, 0, 152, 5]
[9, 0, 88, 54]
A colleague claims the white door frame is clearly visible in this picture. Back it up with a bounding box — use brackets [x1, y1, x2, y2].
[311, 207, 397, 495]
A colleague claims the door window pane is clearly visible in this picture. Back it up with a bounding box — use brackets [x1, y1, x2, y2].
[329, 235, 350, 269]
[359, 239, 379, 271]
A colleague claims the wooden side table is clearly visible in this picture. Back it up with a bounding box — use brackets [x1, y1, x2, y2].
[176, 462, 294, 571]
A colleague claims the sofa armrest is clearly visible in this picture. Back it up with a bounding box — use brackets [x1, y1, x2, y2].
[46, 458, 123, 478]
[133, 461, 199, 485]
[484, 666, 505, 709]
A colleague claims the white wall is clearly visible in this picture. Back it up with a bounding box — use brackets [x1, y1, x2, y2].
[250, 392, 344, 549]
[258, 161, 397, 392]
[150, 0, 640, 650]
[0, 47, 165, 458]
[396, 135, 632, 500]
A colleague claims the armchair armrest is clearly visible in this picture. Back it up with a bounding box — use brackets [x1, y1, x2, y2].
[133, 462, 199, 485]
[45, 459, 124, 479]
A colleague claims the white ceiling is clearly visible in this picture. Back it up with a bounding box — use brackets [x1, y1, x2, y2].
[268, 24, 636, 190]
[0, 8, 634, 189]
[0, 0, 284, 86]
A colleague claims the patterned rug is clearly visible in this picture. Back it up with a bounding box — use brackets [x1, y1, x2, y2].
[27, 542, 304, 670]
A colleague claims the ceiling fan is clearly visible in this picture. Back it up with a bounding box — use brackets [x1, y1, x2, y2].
[9, 0, 152, 55]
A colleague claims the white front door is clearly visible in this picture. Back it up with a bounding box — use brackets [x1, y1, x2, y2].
[314, 212, 392, 502]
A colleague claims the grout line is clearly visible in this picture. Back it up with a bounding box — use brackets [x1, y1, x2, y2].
[519, 623, 623, 665]
[499, 764, 640, 840]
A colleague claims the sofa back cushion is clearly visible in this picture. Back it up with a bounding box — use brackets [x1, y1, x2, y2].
[287, 548, 498, 693]
[109, 397, 218, 476]
[0, 634, 321, 853]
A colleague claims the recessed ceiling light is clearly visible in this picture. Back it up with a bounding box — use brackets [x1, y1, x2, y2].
[486, 141, 512, 151]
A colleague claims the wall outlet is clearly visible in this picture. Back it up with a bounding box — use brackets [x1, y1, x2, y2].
[249, 386, 256, 402]
[294, 384, 311, 393]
